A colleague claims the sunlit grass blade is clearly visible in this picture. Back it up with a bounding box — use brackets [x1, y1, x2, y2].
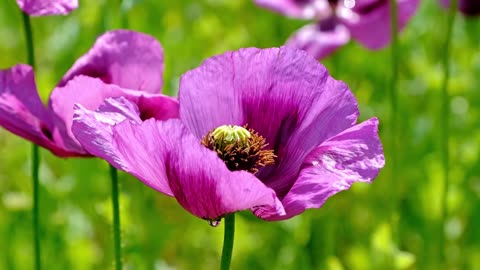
[440, 0, 458, 265]
[388, 0, 399, 249]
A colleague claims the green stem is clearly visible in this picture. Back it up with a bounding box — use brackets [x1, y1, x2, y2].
[22, 12, 36, 68]
[110, 165, 123, 270]
[220, 214, 235, 270]
[32, 144, 41, 270]
[388, 0, 399, 246]
[22, 11, 41, 270]
[440, 0, 457, 265]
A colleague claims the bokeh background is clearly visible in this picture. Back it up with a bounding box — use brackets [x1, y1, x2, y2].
[1, 0, 479, 269]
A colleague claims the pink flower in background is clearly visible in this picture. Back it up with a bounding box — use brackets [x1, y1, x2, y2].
[72, 47, 385, 222]
[0, 30, 178, 157]
[441, 0, 480, 16]
[16, 0, 78, 16]
[255, 0, 420, 59]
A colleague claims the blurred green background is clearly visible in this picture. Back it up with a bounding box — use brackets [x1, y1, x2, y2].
[0, 0, 479, 269]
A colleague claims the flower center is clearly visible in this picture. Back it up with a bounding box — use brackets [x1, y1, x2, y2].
[201, 125, 276, 174]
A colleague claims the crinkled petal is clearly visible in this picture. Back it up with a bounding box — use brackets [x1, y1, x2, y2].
[73, 113, 285, 220]
[50, 76, 178, 151]
[267, 118, 385, 221]
[180, 47, 359, 198]
[338, 0, 420, 49]
[72, 100, 145, 176]
[141, 120, 286, 220]
[97, 97, 143, 123]
[286, 22, 350, 60]
[49, 76, 124, 152]
[16, 0, 78, 16]
[0, 64, 81, 157]
[255, 0, 331, 19]
[73, 101, 171, 195]
[179, 50, 243, 138]
[133, 94, 179, 121]
[58, 30, 164, 93]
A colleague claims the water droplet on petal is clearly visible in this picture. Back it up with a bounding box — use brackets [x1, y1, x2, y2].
[344, 0, 355, 9]
[208, 220, 221, 227]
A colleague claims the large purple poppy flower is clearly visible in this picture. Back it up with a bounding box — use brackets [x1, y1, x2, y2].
[72, 47, 384, 221]
[16, 0, 78, 16]
[0, 30, 178, 157]
[255, 0, 420, 59]
[440, 0, 480, 16]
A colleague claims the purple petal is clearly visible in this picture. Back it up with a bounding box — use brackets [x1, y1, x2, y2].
[73, 113, 285, 220]
[136, 120, 286, 220]
[255, 0, 331, 19]
[133, 94, 179, 121]
[286, 21, 350, 59]
[49, 76, 126, 152]
[58, 30, 164, 93]
[72, 101, 148, 179]
[338, 0, 420, 49]
[16, 0, 78, 16]
[180, 46, 359, 198]
[50, 76, 178, 151]
[0, 64, 82, 157]
[179, 50, 243, 138]
[350, 0, 383, 11]
[267, 118, 385, 221]
[96, 97, 143, 124]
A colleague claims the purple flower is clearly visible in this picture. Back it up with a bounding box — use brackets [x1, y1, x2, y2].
[0, 30, 178, 157]
[255, 0, 419, 59]
[72, 47, 385, 222]
[16, 0, 78, 16]
[441, 0, 480, 16]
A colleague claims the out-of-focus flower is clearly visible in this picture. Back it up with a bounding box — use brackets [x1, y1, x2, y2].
[441, 0, 480, 16]
[255, 0, 420, 59]
[0, 30, 178, 157]
[16, 0, 78, 16]
[72, 47, 385, 222]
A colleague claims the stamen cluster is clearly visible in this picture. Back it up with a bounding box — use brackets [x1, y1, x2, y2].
[201, 125, 275, 174]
